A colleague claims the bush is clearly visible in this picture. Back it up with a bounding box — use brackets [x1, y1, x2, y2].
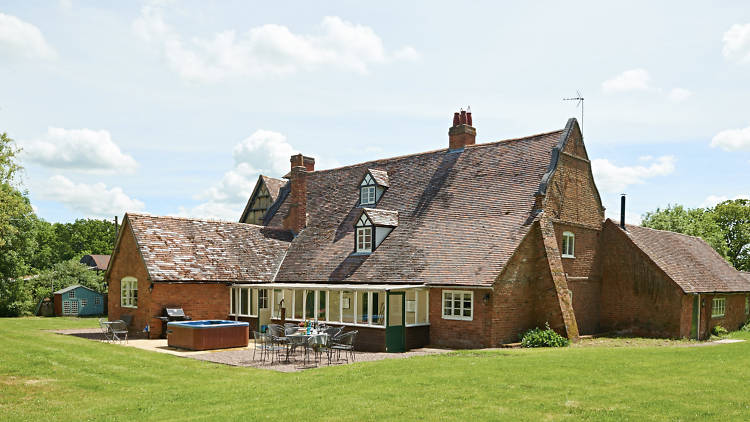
[521, 322, 570, 348]
[741, 321, 750, 332]
[711, 325, 728, 337]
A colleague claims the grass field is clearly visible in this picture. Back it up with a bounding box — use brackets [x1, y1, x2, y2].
[2, 317, 750, 421]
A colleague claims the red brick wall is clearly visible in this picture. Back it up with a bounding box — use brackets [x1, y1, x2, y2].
[555, 224, 601, 334]
[600, 222, 687, 337]
[148, 283, 230, 338]
[429, 287, 492, 348]
[701, 294, 749, 337]
[107, 219, 152, 332]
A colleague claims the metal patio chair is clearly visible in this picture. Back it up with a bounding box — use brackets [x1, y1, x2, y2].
[98, 318, 113, 342]
[252, 331, 269, 362]
[109, 320, 129, 343]
[331, 331, 357, 363]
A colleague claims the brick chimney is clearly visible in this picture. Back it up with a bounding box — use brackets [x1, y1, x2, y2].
[290, 154, 315, 172]
[283, 154, 315, 234]
[448, 108, 476, 150]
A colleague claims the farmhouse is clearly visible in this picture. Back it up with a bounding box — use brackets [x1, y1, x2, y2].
[106, 112, 750, 350]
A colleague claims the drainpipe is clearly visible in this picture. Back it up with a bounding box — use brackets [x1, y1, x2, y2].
[697, 294, 701, 340]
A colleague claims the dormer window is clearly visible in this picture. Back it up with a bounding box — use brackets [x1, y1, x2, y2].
[353, 208, 398, 254]
[359, 169, 389, 206]
[356, 213, 373, 253]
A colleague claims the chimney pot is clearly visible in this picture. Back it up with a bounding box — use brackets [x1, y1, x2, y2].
[290, 153, 315, 172]
[448, 109, 476, 150]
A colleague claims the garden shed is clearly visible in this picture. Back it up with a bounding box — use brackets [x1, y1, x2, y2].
[54, 285, 105, 316]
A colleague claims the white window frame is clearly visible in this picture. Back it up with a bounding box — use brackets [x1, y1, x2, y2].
[712, 297, 726, 318]
[120, 277, 138, 308]
[95, 297, 101, 305]
[357, 227, 372, 253]
[361, 185, 376, 205]
[561, 231, 575, 258]
[81, 298, 87, 308]
[69, 291, 75, 299]
[441, 290, 473, 321]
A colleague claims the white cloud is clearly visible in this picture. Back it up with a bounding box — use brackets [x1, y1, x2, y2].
[668, 87, 692, 102]
[0, 13, 57, 60]
[601, 68, 651, 94]
[178, 129, 338, 220]
[592, 155, 676, 193]
[710, 124, 750, 151]
[21, 127, 138, 173]
[40, 175, 145, 217]
[133, 5, 417, 82]
[178, 130, 296, 219]
[700, 194, 750, 208]
[722, 23, 750, 63]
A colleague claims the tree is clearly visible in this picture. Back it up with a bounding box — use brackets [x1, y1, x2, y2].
[641, 204, 728, 259]
[713, 199, 750, 271]
[0, 133, 38, 316]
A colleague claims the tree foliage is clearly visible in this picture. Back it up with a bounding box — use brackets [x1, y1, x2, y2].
[642, 200, 750, 271]
[0, 131, 115, 315]
[713, 199, 750, 271]
[641, 204, 728, 258]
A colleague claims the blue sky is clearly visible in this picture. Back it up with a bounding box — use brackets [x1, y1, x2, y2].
[1, 1, 749, 223]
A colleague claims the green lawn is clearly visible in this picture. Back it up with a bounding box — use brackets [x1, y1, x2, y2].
[2, 318, 750, 421]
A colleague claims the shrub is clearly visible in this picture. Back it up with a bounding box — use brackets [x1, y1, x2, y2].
[521, 322, 569, 348]
[711, 325, 728, 337]
[741, 321, 750, 332]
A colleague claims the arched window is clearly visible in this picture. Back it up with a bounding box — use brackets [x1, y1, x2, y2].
[121, 276, 138, 308]
[561, 232, 575, 258]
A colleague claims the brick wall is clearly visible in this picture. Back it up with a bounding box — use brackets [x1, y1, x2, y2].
[554, 223, 601, 334]
[600, 222, 687, 337]
[429, 287, 492, 348]
[701, 294, 749, 337]
[107, 219, 152, 333]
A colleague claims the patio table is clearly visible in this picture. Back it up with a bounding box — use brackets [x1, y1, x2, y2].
[286, 331, 329, 365]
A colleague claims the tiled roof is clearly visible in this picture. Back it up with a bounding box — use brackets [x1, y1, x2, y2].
[126, 213, 292, 282]
[741, 272, 750, 284]
[81, 254, 110, 271]
[363, 208, 398, 227]
[368, 169, 389, 187]
[608, 220, 750, 293]
[262, 176, 286, 201]
[54, 285, 99, 295]
[268, 129, 564, 286]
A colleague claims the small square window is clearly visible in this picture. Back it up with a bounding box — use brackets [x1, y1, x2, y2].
[68, 291, 75, 299]
[81, 298, 87, 307]
[441, 290, 473, 321]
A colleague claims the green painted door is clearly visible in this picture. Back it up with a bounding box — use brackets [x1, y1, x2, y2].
[386, 292, 405, 353]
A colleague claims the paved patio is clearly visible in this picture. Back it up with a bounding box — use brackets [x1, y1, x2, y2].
[51, 328, 452, 372]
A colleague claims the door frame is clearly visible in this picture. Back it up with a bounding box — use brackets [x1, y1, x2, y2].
[385, 291, 406, 352]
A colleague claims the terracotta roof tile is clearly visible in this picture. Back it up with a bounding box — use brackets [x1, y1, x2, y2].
[367, 169, 389, 187]
[610, 220, 750, 293]
[126, 213, 292, 282]
[261, 176, 286, 202]
[269, 130, 564, 286]
[362, 208, 398, 227]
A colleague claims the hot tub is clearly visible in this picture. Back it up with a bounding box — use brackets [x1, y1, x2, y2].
[167, 320, 249, 351]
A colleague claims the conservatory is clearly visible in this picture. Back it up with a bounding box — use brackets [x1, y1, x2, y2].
[229, 283, 430, 352]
